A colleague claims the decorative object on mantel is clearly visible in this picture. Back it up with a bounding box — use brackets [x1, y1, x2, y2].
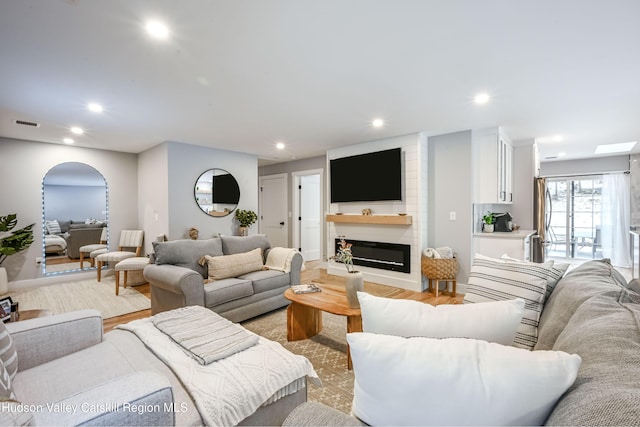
[362, 208, 372, 216]
[482, 212, 496, 233]
[234, 209, 258, 236]
[189, 227, 199, 240]
[398, 213, 407, 216]
[331, 236, 363, 308]
[0, 214, 34, 295]
[334, 212, 343, 215]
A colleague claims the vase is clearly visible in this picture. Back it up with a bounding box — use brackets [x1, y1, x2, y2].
[239, 226, 248, 236]
[0, 267, 8, 295]
[345, 271, 364, 308]
[483, 223, 494, 233]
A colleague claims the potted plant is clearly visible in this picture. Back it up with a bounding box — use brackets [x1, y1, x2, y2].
[0, 214, 35, 294]
[331, 236, 363, 308]
[235, 209, 258, 236]
[482, 212, 496, 233]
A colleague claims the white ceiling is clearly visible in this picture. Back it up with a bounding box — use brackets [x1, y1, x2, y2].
[1, 0, 639, 165]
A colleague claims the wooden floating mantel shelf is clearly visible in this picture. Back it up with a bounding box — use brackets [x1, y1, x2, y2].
[326, 214, 413, 225]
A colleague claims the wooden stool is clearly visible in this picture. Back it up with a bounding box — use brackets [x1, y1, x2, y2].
[427, 278, 457, 298]
[114, 257, 149, 295]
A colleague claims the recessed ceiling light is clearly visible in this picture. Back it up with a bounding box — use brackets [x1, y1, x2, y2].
[474, 93, 490, 104]
[551, 135, 564, 142]
[372, 118, 384, 128]
[63, 138, 74, 145]
[70, 126, 84, 135]
[145, 20, 169, 39]
[276, 142, 285, 150]
[558, 152, 566, 157]
[594, 141, 637, 155]
[87, 102, 103, 113]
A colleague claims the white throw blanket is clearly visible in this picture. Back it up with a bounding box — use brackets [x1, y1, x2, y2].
[152, 306, 259, 365]
[423, 247, 454, 259]
[265, 247, 299, 273]
[117, 311, 320, 426]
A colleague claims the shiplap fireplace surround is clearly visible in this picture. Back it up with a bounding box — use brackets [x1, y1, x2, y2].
[326, 133, 427, 292]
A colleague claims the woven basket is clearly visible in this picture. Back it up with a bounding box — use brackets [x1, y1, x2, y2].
[421, 256, 458, 279]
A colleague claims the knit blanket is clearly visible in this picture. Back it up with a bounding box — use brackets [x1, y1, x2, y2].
[117, 307, 320, 426]
[265, 247, 297, 273]
[151, 306, 259, 365]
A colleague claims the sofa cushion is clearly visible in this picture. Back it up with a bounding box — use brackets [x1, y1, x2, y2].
[204, 278, 254, 308]
[347, 332, 581, 426]
[153, 238, 223, 278]
[202, 248, 264, 281]
[239, 269, 290, 294]
[357, 292, 525, 346]
[535, 259, 628, 351]
[57, 220, 72, 233]
[0, 322, 17, 380]
[544, 291, 640, 426]
[221, 235, 271, 259]
[464, 254, 553, 349]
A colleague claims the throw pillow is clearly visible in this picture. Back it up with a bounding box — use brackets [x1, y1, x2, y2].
[45, 219, 61, 235]
[464, 254, 553, 349]
[0, 322, 17, 380]
[358, 292, 525, 346]
[201, 248, 264, 281]
[153, 238, 223, 278]
[0, 358, 15, 400]
[499, 254, 570, 301]
[347, 332, 582, 426]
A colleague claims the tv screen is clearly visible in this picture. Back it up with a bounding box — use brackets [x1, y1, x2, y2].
[212, 173, 240, 204]
[330, 148, 402, 202]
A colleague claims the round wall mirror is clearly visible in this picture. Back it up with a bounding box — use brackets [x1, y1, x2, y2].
[194, 169, 240, 217]
[42, 162, 108, 275]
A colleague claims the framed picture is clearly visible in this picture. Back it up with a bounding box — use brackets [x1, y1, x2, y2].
[0, 296, 13, 322]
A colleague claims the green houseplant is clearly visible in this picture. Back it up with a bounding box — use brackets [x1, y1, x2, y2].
[235, 209, 258, 236]
[0, 214, 34, 294]
[482, 212, 496, 233]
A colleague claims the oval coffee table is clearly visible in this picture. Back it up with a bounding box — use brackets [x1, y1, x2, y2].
[284, 283, 362, 370]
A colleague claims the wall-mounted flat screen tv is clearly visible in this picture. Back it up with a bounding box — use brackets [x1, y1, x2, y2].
[330, 148, 402, 203]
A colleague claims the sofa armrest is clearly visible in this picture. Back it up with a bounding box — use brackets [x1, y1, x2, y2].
[34, 372, 174, 426]
[283, 402, 365, 426]
[6, 309, 103, 371]
[144, 264, 205, 306]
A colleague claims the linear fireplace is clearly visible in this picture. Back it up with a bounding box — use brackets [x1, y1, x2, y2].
[334, 239, 411, 273]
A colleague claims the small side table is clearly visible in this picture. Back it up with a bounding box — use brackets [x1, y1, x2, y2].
[8, 309, 54, 322]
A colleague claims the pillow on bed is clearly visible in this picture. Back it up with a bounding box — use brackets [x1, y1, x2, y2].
[201, 248, 264, 281]
[347, 332, 581, 426]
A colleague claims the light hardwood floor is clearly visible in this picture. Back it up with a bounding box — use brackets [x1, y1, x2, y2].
[103, 263, 461, 332]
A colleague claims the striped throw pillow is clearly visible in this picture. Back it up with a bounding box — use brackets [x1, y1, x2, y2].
[0, 358, 15, 400]
[499, 254, 569, 301]
[0, 322, 17, 380]
[45, 219, 61, 235]
[464, 255, 554, 350]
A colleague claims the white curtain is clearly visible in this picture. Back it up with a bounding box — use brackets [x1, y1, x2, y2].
[601, 173, 631, 267]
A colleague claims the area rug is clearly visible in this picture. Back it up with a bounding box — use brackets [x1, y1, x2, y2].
[241, 308, 354, 414]
[8, 276, 150, 320]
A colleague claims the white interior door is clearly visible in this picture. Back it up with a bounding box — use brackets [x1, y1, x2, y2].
[259, 173, 288, 248]
[299, 174, 321, 260]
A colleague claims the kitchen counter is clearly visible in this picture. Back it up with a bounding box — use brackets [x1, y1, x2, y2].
[473, 229, 536, 239]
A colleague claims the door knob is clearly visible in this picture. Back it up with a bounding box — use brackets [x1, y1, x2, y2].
[279, 221, 285, 226]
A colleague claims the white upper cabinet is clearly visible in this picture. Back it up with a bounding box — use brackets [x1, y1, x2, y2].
[473, 127, 513, 204]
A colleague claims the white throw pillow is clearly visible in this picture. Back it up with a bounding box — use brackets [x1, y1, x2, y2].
[464, 254, 553, 349]
[45, 219, 61, 235]
[499, 254, 570, 300]
[347, 332, 581, 426]
[358, 292, 525, 346]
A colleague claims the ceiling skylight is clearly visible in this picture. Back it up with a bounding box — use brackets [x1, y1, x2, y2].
[594, 141, 637, 155]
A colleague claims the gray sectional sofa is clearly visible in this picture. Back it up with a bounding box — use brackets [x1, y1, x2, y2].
[283, 259, 640, 426]
[144, 234, 303, 322]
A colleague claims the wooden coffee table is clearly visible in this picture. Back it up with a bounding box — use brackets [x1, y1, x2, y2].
[284, 278, 463, 370]
[284, 283, 362, 370]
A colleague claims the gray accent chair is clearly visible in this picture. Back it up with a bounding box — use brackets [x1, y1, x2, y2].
[284, 259, 640, 426]
[144, 235, 303, 323]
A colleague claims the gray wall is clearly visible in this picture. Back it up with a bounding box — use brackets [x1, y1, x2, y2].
[0, 138, 138, 281]
[427, 130, 473, 282]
